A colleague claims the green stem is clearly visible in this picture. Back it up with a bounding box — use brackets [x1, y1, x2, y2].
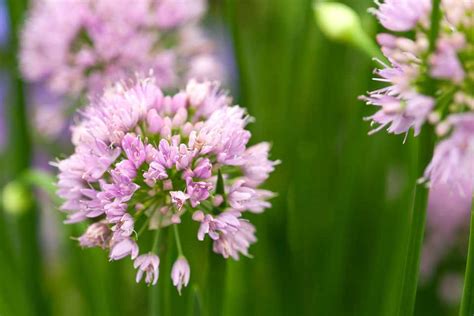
[205, 247, 227, 316]
[351, 28, 386, 63]
[173, 224, 184, 256]
[428, 0, 442, 52]
[137, 206, 159, 237]
[149, 219, 164, 316]
[460, 196, 474, 316]
[396, 133, 433, 316]
[152, 226, 161, 252]
[21, 169, 61, 204]
[149, 280, 159, 316]
[396, 1, 442, 314]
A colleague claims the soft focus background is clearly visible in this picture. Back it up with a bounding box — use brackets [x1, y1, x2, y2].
[0, 0, 467, 315]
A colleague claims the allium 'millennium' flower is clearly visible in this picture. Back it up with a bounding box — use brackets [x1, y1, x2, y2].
[171, 257, 190, 294]
[20, 0, 224, 97]
[55, 77, 279, 291]
[363, 1, 474, 194]
[363, 0, 474, 297]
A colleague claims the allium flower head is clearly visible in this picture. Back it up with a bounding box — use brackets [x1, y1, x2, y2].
[55, 77, 278, 288]
[362, 1, 474, 195]
[363, 0, 474, 140]
[21, 0, 223, 97]
[362, 0, 474, 300]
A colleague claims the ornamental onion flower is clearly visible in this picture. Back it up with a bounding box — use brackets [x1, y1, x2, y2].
[171, 257, 190, 294]
[362, 1, 474, 302]
[362, 0, 474, 195]
[55, 77, 279, 289]
[21, 0, 223, 97]
[20, 0, 225, 142]
[134, 253, 160, 286]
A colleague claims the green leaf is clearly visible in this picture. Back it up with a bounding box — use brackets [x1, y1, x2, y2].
[459, 197, 474, 316]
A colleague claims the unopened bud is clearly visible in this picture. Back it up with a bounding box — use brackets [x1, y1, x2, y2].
[2, 181, 33, 215]
[314, 2, 383, 60]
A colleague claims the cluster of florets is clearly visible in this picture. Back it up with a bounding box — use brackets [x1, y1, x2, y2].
[362, 0, 474, 194]
[20, 0, 224, 97]
[55, 77, 278, 290]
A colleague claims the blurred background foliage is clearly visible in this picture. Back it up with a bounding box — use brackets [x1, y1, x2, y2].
[0, 0, 464, 315]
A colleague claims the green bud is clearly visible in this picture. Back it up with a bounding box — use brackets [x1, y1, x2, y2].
[313, 1, 384, 60]
[2, 180, 33, 215]
[313, 2, 362, 44]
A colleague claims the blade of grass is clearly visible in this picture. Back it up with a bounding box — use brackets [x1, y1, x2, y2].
[5, 0, 50, 314]
[459, 197, 474, 316]
[205, 246, 227, 316]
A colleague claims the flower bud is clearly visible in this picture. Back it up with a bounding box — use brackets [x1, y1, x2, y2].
[2, 180, 33, 215]
[314, 2, 362, 44]
[314, 2, 381, 59]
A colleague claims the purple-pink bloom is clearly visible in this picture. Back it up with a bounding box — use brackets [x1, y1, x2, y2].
[144, 161, 168, 187]
[55, 77, 277, 284]
[190, 158, 212, 179]
[171, 257, 191, 295]
[110, 238, 139, 261]
[20, 0, 224, 97]
[424, 114, 474, 196]
[430, 35, 466, 83]
[371, 0, 431, 32]
[186, 179, 213, 207]
[420, 180, 471, 281]
[227, 180, 274, 213]
[155, 0, 205, 29]
[122, 134, 146, 168]
[241, 143, 280, 187]
[78, 222, 112, 249]
[363, 93, 434, 136]
[193, 210, 240, 241]
[189, 106, 251, 165]
[111, 213, 135, 238]
[193, 210, 256, 259]
[170, 191, 190, 210]
[212, 221, 257, 260]
[134, 253, 160, 286]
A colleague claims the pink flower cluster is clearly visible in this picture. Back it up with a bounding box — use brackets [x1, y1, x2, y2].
[364, 0, 474, 288]
[55, 77, 278, 290]
[21, 0, 224, 97]
[363, 0, 474, 192]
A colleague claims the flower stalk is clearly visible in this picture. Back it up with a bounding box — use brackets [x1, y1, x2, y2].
[206, 245, 227, 316]
[460, 195, 474, 316]
[397, 0, 441, 314]
[397, 130, 435, 316]
[173, 224, 184, 256]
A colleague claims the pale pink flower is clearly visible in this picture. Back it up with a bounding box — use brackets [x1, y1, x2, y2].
[20, 0, 223, 97]
[78, 222, 111, 249]
[371, 0, 431, 32]
[171, 257, 190, 294]
[134, 253, 160, 286]
[110, 238, 139, 261]
[424, 114, 474, 196]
